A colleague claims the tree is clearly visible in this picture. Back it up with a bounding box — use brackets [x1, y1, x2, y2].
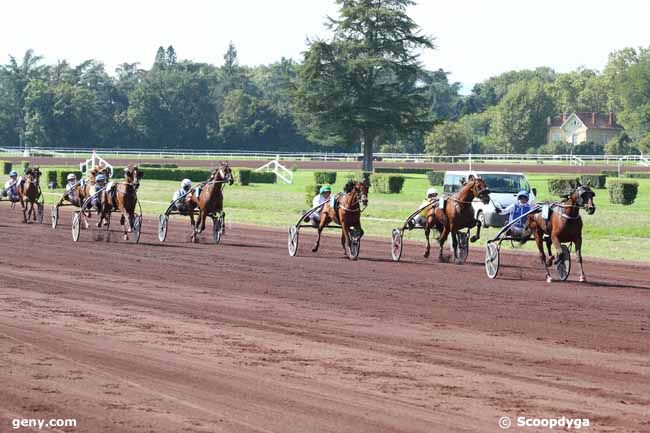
[424, 121, 470, 155]
[491, 81, 555, 153]
[294, 0, 434, 172]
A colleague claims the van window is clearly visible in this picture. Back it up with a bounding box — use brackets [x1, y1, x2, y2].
[444, 174, 465, 193]
[481, 174, 530, 194]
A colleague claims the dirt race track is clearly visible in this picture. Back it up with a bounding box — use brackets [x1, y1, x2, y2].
[0, 205, 649, 433]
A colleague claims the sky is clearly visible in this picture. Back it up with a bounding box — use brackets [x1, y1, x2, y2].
[2, 0, 650, 93]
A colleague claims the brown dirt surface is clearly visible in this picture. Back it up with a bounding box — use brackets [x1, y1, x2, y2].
[0, 204, 649, 432]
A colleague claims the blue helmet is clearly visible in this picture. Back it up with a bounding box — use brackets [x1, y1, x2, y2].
[96, 174, 106, 182]
[517, 190, 530, 199]
[9, 170, 17, 177]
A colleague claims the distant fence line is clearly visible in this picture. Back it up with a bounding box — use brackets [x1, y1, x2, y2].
[0, 147, 648, 167]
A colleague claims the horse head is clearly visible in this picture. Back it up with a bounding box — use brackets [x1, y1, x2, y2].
[343, 179, 368, 207]
[125, 165, 143, 190]
[571, 181, 596, 215]
[467, 175, 490, 204]
[214, 162, 234, 185]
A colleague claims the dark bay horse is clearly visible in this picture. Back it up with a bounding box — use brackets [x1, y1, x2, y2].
[98, 165, 143, 240]
[431, 175, 490, 263]
[186, 162, 233, 243]
[528, 181, 596, 282]
[312, 180, 369, 259]
[17, 167, 42, 223]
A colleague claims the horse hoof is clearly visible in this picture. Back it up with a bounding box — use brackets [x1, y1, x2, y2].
[423, 251, 430, 258]
[579, 276, 586, 282]
[470, 235, 479, 243]
[311, 247, 318, 253]
[546, 277, 553, 283]
[123, 235, 129, 241]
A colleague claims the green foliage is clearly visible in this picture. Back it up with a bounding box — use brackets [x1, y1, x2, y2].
[608, 180, 639, 205]
[2, 161, 11, 175]
[235, 169, 276, 184]
[601, 170, 619, 178]
[547, 177, 578, 196]
[133, 168, 211, 182]
[139, 163, 178, 168]
[374, 167, 430, 174]
[579, 174, 607, 189]
[370, 174, 405, 193]
[313, 171, 337, 184]
[21, 161, 30, 172]
[235, 169, 251, 185]
[625, 172, 650, 179]
[424, 121, 471, 155]
[426, 171, 445, 186]
[305, 184, 322, 205]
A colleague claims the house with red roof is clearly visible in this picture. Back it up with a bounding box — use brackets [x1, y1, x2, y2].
[547, 112, 622, 146]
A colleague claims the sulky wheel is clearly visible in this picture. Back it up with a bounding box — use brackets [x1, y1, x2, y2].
[158, 214, 168, 242]
[71, 211, 81, 242]
[36, 203, 44, 224]
[554, 244, 571, 281]
[51, 206, 59, 229]
[288, 226, 299, 256]
[485, 242, 500, 279]
[131, 214, 142, 244]
[391, 228, 403, 262]
[347, 227, 361, 260]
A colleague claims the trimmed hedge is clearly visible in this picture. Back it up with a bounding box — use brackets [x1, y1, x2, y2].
[234, 169, 276, 185]
[305, 184, 322, 205]
[601, 170, 618, 178]
[370, 174, 405, 193]
[626, 172, 650, 179]
[579, 174, 607, 189]
[547, 177, 578, 196]
[235, 169, 252, 185]
[608, 180, 639, 205]
[313, 171, 337, 184]
[375, 167, 430, 174]
[426, 171, 444, 186]
[140, 163, 178, 168]
[2, 161, 11, 175]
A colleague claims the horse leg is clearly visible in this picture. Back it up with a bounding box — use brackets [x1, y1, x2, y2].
[311, 213, 327, 253]
[191, 211, 202, 243]
[575, 237, 586, 282]
[423, 227, 431, 258]
[470, 219, 482, 243]
[21, 197, 27, 223]
[340, 220, 352, 258]
[438, 226, 450, 262]
[451, 231, 460, 264]
[534, 232, 552, 283]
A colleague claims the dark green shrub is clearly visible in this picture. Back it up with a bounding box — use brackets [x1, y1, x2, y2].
[375, 167, 430, 174]
[426, 171, 444, 186]
[601, 170, 618, 178]
[579, 174, 607, 189]
[608, 180, 639, 205]
[249, 171, 276, 183]
[140, 163, 179, 169]
[235, 169, 251, 185]
[305, 184, 322, 205]
[625, 172, 650, 179]
[313, 171, 337, 184]
[547, 177, 578, 196]
[21, 161, 30, 172]
[2, 161, 11, 175]
[370, 174, 405, 193]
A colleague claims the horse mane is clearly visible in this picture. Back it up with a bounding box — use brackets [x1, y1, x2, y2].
[343, 180, 356, 193]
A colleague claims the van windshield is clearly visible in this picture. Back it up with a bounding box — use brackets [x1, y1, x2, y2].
[481, 174, 530, 194]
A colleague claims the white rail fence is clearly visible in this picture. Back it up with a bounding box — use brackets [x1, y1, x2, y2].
[0, 147, 648, 167]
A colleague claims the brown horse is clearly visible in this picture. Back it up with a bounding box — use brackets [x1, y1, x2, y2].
[186, 162, 233, 243]
[431, 175, 491, 263]
[312, 180, 369, 259]
[17, 167, 42, 223]
[98, 165, 143, 240]
[528, 181, 596, 283]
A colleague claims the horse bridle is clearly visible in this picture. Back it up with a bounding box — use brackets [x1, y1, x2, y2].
[449, 180, 490, 204]
[338, 185, 368, 213]
[553, 186, 595, 218]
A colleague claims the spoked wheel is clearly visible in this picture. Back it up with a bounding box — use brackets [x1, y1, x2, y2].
[485, 242, 500, 279]
[212, 215, 223, 244]
[71, 211, 81, 242]
[455, 232, 469, 265]
[554, 244, 571, 281]
[51, 206, 59, 229]
[36, 203, 44, 224]
[391, 228, 403, 262]
[158, 214, 169, 242]
[347, 227, 362, 260]
[288, 226, 299, 256]
[131, 214, 142, 243]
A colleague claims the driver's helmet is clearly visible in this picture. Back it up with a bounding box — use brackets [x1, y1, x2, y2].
[517, 190, 530, 200]
[67, 173, 76, 182]
[319, 185, 332, 195]
[181, 178, 192, 190]
[426, 187, 438, 198]
[9, 170, 17, 177]
[96, 174, 106, 184]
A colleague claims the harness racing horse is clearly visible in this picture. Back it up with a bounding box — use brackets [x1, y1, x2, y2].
[98, 165, 143, 240]
[186, 162, 233, 243]
[312, 180, 369, 260]
[528, 181, 596, 283]
[433, 175, 491, 263]
[17, 167, 42, 223]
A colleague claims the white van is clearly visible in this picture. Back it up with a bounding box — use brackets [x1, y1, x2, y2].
[443, 171, 536, 228]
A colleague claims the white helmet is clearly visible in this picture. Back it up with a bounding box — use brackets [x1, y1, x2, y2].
[427, 187, 438, 198]
[181, 178, 192, 189]
[67, 173, 76, 181]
